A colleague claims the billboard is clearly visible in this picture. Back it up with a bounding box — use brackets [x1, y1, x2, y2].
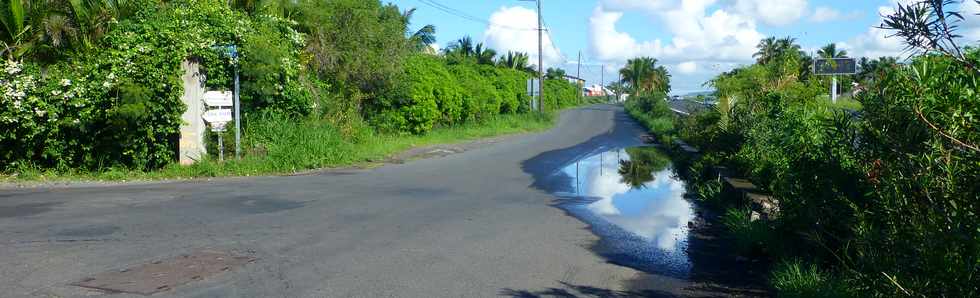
[814, 58, 857, 75]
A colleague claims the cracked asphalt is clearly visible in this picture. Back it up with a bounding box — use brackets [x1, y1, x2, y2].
[0, 104, 765, 297]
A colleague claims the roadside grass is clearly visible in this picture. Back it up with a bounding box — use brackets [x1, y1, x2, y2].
[771, 260, 852, 298]
[720, 207, 775, 256]
[1, 112, 556, 183]
[816, 94, 863, 111]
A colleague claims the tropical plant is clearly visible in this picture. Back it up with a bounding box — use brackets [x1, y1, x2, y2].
[817, 43, 847, 58]
[619, 57, 670, 96]
[473, 42, 495, 65]
[754, 36, 802, 65]
[497, 51, 533, 73]
[401, 8, 436, 53]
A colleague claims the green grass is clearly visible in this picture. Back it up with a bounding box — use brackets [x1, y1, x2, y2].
[720, 207, 775, 256]
[771, 260, 852, 298]
[1, 112, 556, 183]
[817, 94, 863, 111]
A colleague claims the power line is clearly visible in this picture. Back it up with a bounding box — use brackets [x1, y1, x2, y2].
[415, 0, 537, 31]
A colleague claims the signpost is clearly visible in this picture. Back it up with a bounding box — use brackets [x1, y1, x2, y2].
[814, 58, 857, 103]
[202, 91, 233, 161]
[526, 78, 540, 111]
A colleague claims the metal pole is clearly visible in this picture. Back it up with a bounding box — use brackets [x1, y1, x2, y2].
[577, 51, 582, 100]
[831, 75, 838, 104]
[234, 66, 241, 159]
[218, 133, 224, 162]
[536, 0, 544, 112]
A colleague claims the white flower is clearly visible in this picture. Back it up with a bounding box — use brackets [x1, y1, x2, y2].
[34, 109, 45, 117]
[60, 79, 72, 87]
[102, 81, 112, 88]
[107, 73, 116, 80]
[12, 91, 25, 99]
[51, 90, 62, 96]
[13, 100, 20, 108]
[72, 119, 80, 124]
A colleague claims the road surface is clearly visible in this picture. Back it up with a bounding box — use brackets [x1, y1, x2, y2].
[0, 105, 765, 297]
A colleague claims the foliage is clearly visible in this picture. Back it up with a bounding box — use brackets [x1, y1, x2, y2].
[619, 57, 670, 96]
[720, 208, 774, 256]
[678, 36, 979, 298]
[624, 93, 674, 136]
[771, 260, 852, 298]
[0, 0, 305, 171]
[616, 146, 670, 189]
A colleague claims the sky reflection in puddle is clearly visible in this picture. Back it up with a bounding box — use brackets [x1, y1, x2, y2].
[555, 147, 693, 277]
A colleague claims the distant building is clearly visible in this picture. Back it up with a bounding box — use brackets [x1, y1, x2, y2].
[583, 84, 612, 97]
[563, 75, 586, 86]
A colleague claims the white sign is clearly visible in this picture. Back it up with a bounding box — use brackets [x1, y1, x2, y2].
[211, 121, 228, 132]
[203, 108, 232, 124]
[204, 91, 233, 107]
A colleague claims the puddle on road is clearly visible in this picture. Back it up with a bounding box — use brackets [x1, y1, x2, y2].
[553, 146, 694, 278]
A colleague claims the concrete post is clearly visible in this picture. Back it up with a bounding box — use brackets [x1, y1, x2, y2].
[178, 59, 207, 165]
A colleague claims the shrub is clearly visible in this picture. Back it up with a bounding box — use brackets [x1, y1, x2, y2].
[720, 208, 773, 256]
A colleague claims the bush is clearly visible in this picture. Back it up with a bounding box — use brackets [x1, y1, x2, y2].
[624, 94, 675, 136]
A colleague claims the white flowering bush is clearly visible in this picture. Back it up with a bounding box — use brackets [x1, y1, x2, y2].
[1, 0, 311, 171]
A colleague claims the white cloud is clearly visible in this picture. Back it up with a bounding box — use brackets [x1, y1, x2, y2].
[732, 0, 809, 26]
[483, 6, 563, 68]
[677, 61, 697, 74]
[589, 1, 762, 66]
[810, 6, 861, 23]
[963, 0, 980, 41]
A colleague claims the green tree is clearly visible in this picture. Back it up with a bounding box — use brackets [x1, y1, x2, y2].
[497, 51, 533, 73]
[619, 57, 670, 96]
[401, 8, 436, 53]
[545, 67, 565, 80]
[817, 43, 847, 58]
[473, 42, 495, 65]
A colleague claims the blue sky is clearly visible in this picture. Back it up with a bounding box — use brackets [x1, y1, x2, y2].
[389, 0, 980, 94]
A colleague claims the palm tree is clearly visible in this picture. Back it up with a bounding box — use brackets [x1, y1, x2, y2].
[817, 43, 848, 58]
[619, 57, 670, 96]
[753, 36, 802, 64]
[0, 0, 138, 60]
[402, 8, 436, 53]
[497, 51, 534, 73]
[444, 36, 474, 56]
[753, 37, 778, 64]
[473, 43, 496, 65]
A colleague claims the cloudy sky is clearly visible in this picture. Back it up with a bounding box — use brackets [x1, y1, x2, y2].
[390, 0, 980, 95]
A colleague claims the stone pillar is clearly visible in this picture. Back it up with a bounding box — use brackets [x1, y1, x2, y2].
[178, 59, 207, 165]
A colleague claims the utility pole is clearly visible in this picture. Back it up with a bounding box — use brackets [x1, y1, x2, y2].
[577, 51, 582, 99]
[536, 0, 544, 112]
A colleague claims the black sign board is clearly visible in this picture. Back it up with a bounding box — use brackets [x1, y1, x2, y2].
[814, 58, 857, 75]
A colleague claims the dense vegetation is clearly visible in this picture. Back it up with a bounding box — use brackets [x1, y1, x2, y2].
[0, 0, 583, 175]
[626, 1, 978, 296]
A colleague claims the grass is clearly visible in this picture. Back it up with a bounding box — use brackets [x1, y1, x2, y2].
[1, 112, 556, 183]
[720, 207, 774, 256]
[771, 260, 852, 298]
[817, 94, 863, 111]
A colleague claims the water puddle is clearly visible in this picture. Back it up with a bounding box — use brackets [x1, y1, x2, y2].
[553, 147, 693, 277]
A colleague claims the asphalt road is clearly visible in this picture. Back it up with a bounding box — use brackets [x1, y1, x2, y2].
[0, 104, 764, 298]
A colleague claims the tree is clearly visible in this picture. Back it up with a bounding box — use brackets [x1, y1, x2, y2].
[497, 51, 533, 72]
[878, 0, 980, 71]
[0, 0, 139, 60]
[473, 42, 495, 65]
[818, 43, 848, 58]
[753, 36, 802, 65]
[619, 57, 670, 96]
[444, 36, 474, 56]
[545, 67, 566, 80]
[401, 8, 436, 53]
[857, 56, 899, 83]
[753, 37, 778, 64]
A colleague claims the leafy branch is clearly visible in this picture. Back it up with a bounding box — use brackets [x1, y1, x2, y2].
[878, 0, 979, 72]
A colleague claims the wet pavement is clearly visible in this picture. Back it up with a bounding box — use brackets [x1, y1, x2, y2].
[553, 147, 694, 278]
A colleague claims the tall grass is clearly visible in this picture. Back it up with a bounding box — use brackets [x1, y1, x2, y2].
[771, 260, 851, 298]
[1, 112, 555, 182]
